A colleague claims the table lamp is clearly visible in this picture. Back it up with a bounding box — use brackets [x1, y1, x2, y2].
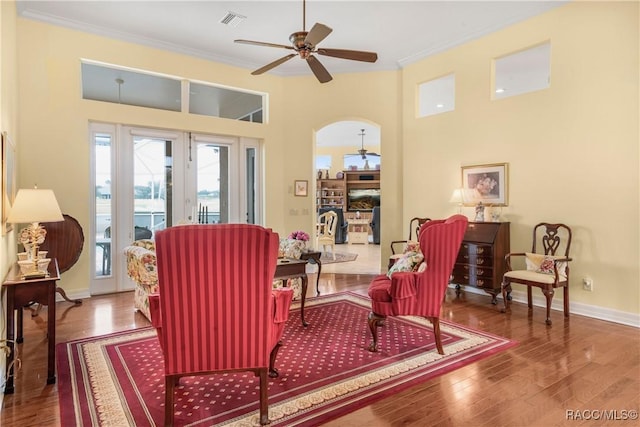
[449, 188, 465, 213]
[7, 187, 64, 278]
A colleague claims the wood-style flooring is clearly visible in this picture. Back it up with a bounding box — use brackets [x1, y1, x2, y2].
[1, 260, 639, 426]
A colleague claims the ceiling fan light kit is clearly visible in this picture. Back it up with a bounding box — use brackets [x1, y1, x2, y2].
[234, 0, 378, 83]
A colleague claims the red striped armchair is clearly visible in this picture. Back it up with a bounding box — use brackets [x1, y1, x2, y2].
[367, 215, 468, 355]
[149, 224, 294, 426]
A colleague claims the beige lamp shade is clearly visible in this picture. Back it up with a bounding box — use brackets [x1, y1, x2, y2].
[7, 188, 64, 224]
[449, 188, 465, 204]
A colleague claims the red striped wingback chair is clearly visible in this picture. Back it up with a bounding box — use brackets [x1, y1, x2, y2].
[148, 224, 294, 426]
[367, 215, 468, 355]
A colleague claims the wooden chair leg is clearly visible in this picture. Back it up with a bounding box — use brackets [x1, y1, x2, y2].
[430, 317, 444, 355]
[563, 285, 570, 317]
[367, 312, 386, 352]
[258, 368, 269, 425]
[542, 286, 554, 325]
[164, 375, 175, 426]
[269, 340, 282, 378]
[501, 280, 511, 313]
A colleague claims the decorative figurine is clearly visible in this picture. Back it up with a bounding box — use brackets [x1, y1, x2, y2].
[474, 202, 485, 222]
[324, 169, 330, 179]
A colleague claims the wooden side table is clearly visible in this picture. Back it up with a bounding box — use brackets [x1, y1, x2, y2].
[299, 250, 322, 295]
[2, 259, 60, 394]
[274, 258, 309, 326]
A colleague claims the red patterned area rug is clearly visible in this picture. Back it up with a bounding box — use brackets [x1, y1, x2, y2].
[57, 292, 516, 426]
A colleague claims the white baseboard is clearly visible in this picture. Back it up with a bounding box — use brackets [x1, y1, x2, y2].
[448, 284, 640, 328]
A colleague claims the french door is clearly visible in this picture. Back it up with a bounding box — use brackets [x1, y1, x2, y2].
[89, 123, 262, 295]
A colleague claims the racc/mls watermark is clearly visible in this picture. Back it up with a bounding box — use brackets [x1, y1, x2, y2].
[566, 409, 638, 421]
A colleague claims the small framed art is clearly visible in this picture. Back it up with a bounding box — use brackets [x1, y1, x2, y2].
[294, 180, 308, 197]
[461, 163, 508, 206]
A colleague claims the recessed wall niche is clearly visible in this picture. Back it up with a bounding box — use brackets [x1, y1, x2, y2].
[493, 42, 551, 100]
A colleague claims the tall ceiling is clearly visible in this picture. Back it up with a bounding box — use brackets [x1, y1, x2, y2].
[17, 0, 567, 78]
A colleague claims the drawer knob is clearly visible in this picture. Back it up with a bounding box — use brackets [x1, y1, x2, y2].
[476, 259, 485, 265]
[477, 247, 485, 254]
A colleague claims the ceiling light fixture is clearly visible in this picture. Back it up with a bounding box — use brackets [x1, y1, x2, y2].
[358, 128, 367, 159]
[495, 88, 505, 93]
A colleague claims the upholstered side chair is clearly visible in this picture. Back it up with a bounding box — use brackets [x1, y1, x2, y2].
[368, 215, 468, 355]
[501, 223, 572, 325]
[149, 224, 294, 426]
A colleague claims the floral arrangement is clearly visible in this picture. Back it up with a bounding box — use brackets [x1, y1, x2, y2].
[288, 230, 310, 242]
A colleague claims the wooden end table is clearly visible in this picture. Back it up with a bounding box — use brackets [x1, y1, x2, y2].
[2, 259, 60, 394]
[299, 250, 322, 295]
[275, 258, 309, 326]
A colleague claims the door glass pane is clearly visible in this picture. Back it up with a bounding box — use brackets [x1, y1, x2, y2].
[196, 144, 228, 224]
[134, 137, 172, 234]
[95, 133, 112, 277]
[246, 147, 256, 224]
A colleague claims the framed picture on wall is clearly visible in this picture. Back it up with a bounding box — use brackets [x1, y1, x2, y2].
[294, 180, 308, 197]
[461, 163, 508, 206]
[2, 131, 16, 235]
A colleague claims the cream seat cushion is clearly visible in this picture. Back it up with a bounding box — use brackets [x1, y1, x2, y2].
[504, 270, 561, 285]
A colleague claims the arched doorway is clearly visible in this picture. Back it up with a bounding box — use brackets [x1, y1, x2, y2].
[314, 120, 381, 275]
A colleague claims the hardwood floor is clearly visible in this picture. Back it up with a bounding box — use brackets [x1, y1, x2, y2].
[1, 269, 639, 426]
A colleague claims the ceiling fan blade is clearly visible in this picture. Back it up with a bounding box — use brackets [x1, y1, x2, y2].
[317, 48, 378, 63]
[304, 23, 332, 47]
[251, 54, 296, 75]
[235, 39, 295, 50]
[306, 55, 332, 83]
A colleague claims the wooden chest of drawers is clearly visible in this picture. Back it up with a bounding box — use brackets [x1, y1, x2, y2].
[452, 222, 510, 304]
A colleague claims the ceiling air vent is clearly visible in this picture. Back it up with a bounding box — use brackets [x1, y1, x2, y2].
[220, 12, 246, 28]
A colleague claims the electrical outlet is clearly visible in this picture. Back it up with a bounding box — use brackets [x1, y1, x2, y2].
[582, 277, 593, 291]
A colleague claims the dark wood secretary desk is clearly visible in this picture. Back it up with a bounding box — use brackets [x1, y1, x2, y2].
[452, 222, 510, 304]
[2, 259, 60, 394]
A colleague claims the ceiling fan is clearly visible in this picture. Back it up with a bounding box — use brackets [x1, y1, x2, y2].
[356, 128, 379, 159]
[234, 0, 378, 83]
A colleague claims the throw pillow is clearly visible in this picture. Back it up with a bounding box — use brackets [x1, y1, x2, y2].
[388, 250, 424, 278]
[525, 252, 568, 279]
[404, 240, 420, 253]
[537, 257, 556, 274]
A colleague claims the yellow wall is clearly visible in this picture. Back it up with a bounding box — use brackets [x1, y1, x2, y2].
[1, 0, 18, 273]
[3, 1, 638, 323]
[402, 1, 639, 316]
[13, 18, 403, 294]
[0, 0, 18, 388]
